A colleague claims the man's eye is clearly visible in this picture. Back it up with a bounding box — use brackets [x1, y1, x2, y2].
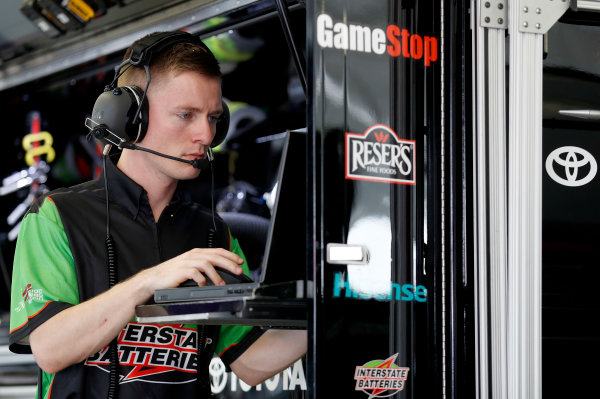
[208, 115, 220, 123]
[178, 112, 192, 119]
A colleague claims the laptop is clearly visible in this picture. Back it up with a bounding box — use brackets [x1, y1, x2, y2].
[153, 130, 307, 303]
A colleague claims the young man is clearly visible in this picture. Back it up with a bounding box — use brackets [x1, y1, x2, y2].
[9, 31, 306, 398]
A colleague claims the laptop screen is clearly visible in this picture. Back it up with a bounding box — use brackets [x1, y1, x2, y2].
[258, 130, 307, 285]
[151, 130, 307, 304]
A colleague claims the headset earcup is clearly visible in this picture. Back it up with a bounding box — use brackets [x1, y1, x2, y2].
[91, 88, 140, 143]
[90, 86, 148, 144]
[212, 100, 230, 148]
[124, 86, 149, 143]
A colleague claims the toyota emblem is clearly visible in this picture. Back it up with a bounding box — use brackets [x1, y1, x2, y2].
[545, 146, 597, 187]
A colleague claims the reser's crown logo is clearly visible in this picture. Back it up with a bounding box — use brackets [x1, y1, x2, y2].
[346, 124, 416, 185]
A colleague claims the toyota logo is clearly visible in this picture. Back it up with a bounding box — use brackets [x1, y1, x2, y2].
[545, 146, 597, 187]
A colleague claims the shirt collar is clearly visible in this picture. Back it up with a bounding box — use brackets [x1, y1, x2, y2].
[102, 155, 182, 221]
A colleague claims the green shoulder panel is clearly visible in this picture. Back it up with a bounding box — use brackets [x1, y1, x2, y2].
[9, 196, 79, 336]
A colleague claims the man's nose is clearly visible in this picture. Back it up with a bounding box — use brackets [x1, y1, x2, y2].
[192, 118, 216, 145]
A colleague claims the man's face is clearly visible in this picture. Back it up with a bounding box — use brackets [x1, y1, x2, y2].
[138, 70, 223, 181]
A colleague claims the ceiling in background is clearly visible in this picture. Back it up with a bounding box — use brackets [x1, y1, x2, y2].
[0, 0, 264, 91]
[0, 1, 41, 51]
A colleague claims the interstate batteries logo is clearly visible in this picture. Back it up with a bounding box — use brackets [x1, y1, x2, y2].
[86, 322, 204, 384]
[346, 125, 416, 184]
[355, 353, 409, 397]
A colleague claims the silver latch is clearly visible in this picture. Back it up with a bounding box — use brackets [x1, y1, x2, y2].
[480, 0, 508, 29]
[519, 0, 570, 33]
[326, 243, 369, 265]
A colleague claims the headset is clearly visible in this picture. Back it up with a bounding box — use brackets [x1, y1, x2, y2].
[86, 31, 230, 169]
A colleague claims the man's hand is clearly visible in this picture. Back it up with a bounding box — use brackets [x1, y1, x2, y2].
[134, 247, 245, 299]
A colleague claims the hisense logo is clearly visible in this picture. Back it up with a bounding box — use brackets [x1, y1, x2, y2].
[333, 272, 427, 302]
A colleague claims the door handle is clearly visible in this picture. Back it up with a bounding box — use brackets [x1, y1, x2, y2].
[558, 109, 600, 120]
[326, 243, 369, 265]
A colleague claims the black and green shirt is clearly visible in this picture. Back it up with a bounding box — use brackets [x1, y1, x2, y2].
[9, 156, 261, 398]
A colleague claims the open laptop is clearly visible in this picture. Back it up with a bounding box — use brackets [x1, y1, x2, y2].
[153, 130, 307, 303]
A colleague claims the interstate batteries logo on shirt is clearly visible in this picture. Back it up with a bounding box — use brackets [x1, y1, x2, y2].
[354, 353, 409, 397]
[85, 322, 205, 384]
[346, 124, 416, 184]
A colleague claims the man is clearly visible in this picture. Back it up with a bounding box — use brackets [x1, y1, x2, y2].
[9, 31, 306, 398]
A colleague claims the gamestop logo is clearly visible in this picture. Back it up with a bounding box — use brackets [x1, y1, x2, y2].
[316, 13, 438, 66]
[346, 124, 415, 185]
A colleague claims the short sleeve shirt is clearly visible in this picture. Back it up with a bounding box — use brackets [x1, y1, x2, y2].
[9, 157, 262, 399]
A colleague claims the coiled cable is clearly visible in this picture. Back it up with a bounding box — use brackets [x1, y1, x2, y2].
[103, 154, 119, 399]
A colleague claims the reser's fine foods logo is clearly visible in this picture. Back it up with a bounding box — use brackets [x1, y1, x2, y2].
[346, 124, 416, 185]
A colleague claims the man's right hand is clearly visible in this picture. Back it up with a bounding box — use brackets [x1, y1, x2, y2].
[133, 247, 245, 301]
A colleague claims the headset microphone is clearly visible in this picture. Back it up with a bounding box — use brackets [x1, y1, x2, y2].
[87, 122, 211, 170]
[119, 141, 211, 170]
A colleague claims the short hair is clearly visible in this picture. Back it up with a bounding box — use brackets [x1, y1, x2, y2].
[117, 31, 221, 88]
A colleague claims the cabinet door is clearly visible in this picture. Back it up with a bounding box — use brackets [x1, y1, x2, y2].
[308, 1, 443, 397]
[542, 17, 600, 399]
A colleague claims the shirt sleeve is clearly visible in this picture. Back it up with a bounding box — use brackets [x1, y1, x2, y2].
[216, 233, 265, 369]
[9, 196, 79, 354]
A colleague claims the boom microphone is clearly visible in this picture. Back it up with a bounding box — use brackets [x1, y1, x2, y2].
[87, 121, 210, 170]
[119, 142, 210, 170]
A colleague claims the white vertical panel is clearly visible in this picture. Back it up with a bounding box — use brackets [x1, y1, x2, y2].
[507, 4, 543, 398]
[473, 0, 508, 397]
[488, 27, 508, 399]
[472, 3, 490, 394]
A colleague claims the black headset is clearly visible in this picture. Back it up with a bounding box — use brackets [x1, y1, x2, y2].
[89, 31, 230, 148]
